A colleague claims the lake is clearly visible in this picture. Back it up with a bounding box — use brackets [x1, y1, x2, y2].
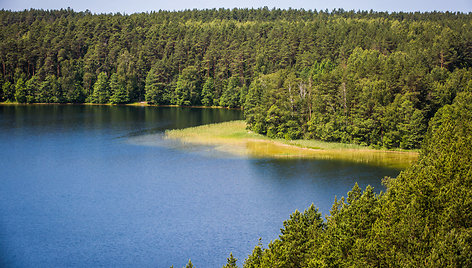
[0, 104, 403, 267]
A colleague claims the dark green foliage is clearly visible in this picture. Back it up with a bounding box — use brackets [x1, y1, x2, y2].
[145, 61, 170, 104]
[243, 90, 472, 267]
[63, 82, 85, 103]
[1, 9, 471, 148]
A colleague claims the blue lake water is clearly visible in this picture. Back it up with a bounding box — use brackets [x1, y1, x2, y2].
[0, 105, 402, 267]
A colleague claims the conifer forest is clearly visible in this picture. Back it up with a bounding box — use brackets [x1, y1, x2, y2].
[1, 8, 472, 267]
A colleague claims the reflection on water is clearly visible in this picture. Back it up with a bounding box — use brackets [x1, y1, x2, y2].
[0, 104, 405, 268]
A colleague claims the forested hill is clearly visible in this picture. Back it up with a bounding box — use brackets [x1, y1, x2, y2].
[1, 9, 472, 148]
[241, 90, 472, 267]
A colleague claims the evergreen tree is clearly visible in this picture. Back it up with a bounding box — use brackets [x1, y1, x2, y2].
[14, 78, 26, 103]
[91, 72, 110, 104]
[174, 66, 200, 106]
[25, 76, 39, 103]
[110, 73, 129, 104]
[47, 75, 62, 103]
[242, 89, 472, 267]
[1, 9, 471, 149]
[185, 259, 194, 268]
[2, 81, 14, 101]
[201, 77, 215, 106]
[223, 252, 238, 268]
[63, 81, 85, 103]
[219, 76, 241, 108]
[144, 63, 168, 104]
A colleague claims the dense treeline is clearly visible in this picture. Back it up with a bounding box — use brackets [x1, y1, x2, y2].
[1, 8, 471, 148]
[214, 90, 472, 268]
[240, 90, 472, 268]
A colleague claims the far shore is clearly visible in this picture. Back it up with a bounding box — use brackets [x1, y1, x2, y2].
[0, 101, 240, 110]
[2, 102, 418, 168]
[165, 120, 419, 169]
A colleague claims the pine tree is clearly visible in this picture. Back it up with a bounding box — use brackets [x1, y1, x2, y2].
[14, 78, 26, 103]
[174, 66, 199, 106]
[219, 76, 240, 108]
[201, 77, 215, 106]
[145, 61, 169, 104]
[185, 259, 194, 268]
[2, 81, 14, 101]
[223, 252, 238, 268]
[25, 76, 39, 103]
[109, 73, 129, 104]
[91, 72, 110, 104]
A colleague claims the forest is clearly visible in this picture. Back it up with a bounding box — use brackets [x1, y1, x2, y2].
[1, 8, 471, 267]
[237, 89, 472, 268]
[1, 8, 471, 148]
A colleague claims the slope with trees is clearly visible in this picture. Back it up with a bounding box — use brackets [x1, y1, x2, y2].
[1, 8, 471, 149]
[241, 89, 472, 267]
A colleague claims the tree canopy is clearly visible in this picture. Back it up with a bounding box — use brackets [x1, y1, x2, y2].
[1, 8, 471, 149]
[242, 89, 472, 267]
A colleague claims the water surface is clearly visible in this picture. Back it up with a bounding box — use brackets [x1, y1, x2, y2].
[0, 105, 403, 267]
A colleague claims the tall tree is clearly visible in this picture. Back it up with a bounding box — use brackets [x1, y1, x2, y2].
[14, 77, 26, 103]
[145, 61, 168, 104]
[91, 72, 109, 104]
[109, 73, 129, 104]
[223, 253, 238, 268]
[174, 66, 200, 106]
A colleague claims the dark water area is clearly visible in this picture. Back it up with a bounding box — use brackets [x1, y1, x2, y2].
[0, 105, 402, 267]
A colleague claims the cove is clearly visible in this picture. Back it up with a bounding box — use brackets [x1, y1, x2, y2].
[0, 104, 404, 267]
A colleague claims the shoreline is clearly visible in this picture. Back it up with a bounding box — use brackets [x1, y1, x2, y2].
[165, 120, 419, 169]
[2, 102, 418, 168]
[0, 101, 241, 110]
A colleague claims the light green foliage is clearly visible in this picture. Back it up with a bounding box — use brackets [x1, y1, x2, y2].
[109, 73, 129, 104]
[243, 239, 264, 268]
[2, 9, 472, 149]
[220, 76, 241, 108]
[201, 77, 215, 106]
[243, 90, 472, 266]
[25, 75, 39, 103]
[185, 259, 194, 268]
[223, 252, 238, 268]
[14, 77, 27, 103]
[369, 90, 472, 266]
[2, 81, 14, 101]
[174, 66, 200, 106]
[91, 72, 109, 104]
[38, 75, 62, 103]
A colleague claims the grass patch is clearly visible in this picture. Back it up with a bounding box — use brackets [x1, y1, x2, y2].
[165, 120, 418, 169]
